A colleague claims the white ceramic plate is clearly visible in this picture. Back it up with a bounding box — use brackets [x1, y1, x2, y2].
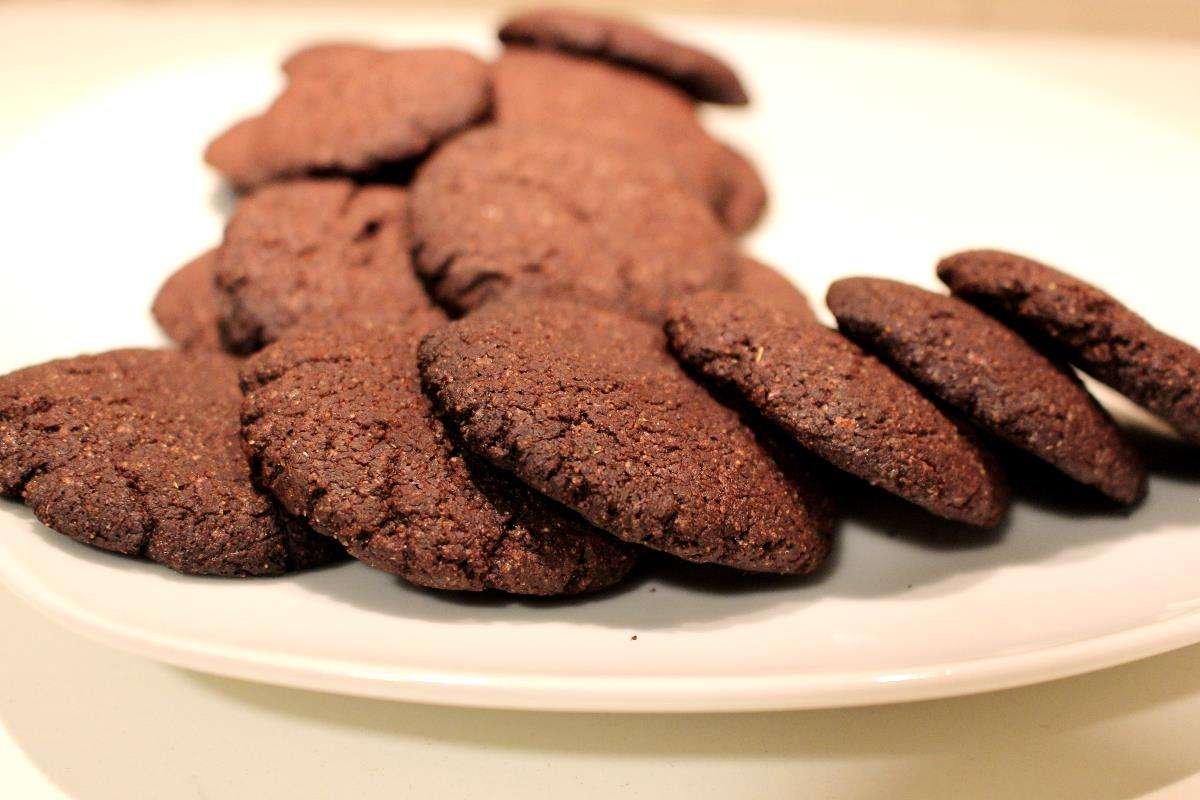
[2, 16, 1199, 712]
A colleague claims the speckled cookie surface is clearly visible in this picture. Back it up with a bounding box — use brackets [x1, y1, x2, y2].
[418, 299, 834, 574]
[409, 125, 737, 320]
[730, 257, 814, 319]
[214, 178, 434, 354]
[491, 48, 765, 233]
[0, 350, 340, 576]
[240, 315, 637, 595]
[498, 7, 749, 105]
[827, 277, 1145, 504]
[665, 292, 1009, 527]
[205, 45, 490, 189]
[939, 249, 1200, 446]
[152, 249, 221, 351]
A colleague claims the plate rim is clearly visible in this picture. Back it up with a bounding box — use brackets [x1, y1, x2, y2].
[3, 540, 1197, 712]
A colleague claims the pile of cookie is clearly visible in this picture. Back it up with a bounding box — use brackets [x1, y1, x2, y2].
[2, 9, 1198, 597]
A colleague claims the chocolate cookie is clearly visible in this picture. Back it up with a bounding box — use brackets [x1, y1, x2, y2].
[665, 292, 1009, 527]
[491, 48, 766, 234]
[939, 249, 1200, 446]
[214, 178, 434, 354]
[205, 45, 490, 189]
[152, 249, 221, 351]
[409, 125, 737, 320]
[827, 277, 1146, 504]
[241, 315, 637, 595]
[498, 7, 749, 105]
[731, 257, 814, 319]
[0, 350, 340, 575]
[418, 298, 834, 574]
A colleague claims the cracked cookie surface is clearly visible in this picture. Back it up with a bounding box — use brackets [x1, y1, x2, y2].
[418, 298, 833, 574]
[666, 292, 1009, 527]
[214, 178, 434, 354]
[409, 125, 737, 320]
[205, 45, 490, 189]
[240, 314, 638, 595]
[827, 277, 1145, 504]
[939, 249, 1200, 446]
[0, 349, 340, 575]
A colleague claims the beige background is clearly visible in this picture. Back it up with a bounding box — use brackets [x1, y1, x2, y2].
[3, 2, 1200, 798]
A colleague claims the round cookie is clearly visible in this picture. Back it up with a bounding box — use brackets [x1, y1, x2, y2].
[240, 315, 638, 595]
[152, 249, 221, 351]
[498, 7, 749, 105]
[939, 249, 1200, 446]
[731, 257, 814, 320]
[0, 349, 340, 576]
[827, 277, 1146, 504]
[214, 178, 435, 354]
[417, 298, 834, 574]
[665, 292, 1009, 527]
[491, 48, 766, 234]
[205, 45, 490, 189]
[409, 125, 738, 321]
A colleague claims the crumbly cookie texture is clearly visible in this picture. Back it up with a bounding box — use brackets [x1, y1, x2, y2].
[239, 315, 639, 595]
[0, 349, 341, 576]
[666, 292, 1010, 527]
[418, 298, 834, 574]
[827, 277, 1145, 504]
[409, 125, 737, 321]
[939, 249, 1200, 446]
[214, 178, 434, 354]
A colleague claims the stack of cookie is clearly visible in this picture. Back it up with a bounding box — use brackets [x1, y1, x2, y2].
[3, 9, 1198, 599]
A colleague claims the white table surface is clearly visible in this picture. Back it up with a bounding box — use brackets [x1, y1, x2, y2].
[4, 4, 1200, 798]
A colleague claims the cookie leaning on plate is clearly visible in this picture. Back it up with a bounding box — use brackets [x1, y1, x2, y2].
[939, 249, 1200, 446]
[205, 45, 490, 189]
[498, 6, 750, 105]
[240, 314, 638, 595]
[417, 297, 834, 574]
[0, 350, 341, 576]
[409, 125, 738, 321]
[214, 178, 435, 354]
[826, 277, 1146, 504]
[665, 292, 1009, 527]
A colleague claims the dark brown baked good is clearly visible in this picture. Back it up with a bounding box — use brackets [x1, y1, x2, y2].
[409, 125, 737, 320]
[491, 48, 765, 233]
[939, 249, 1200, 446]
[417, 298, 834, 574]
[665, 292, 1009, 527]
[214, 178, 434, 354]
[152, 249, 221, 350]
[731, 257, 814, 319]
[498, 7, 749, 105]
[205, 45, 490, 189]
[0, 350, 340, 575]
[240, 315, 637, 594]
[827, 277, 1146, 504]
